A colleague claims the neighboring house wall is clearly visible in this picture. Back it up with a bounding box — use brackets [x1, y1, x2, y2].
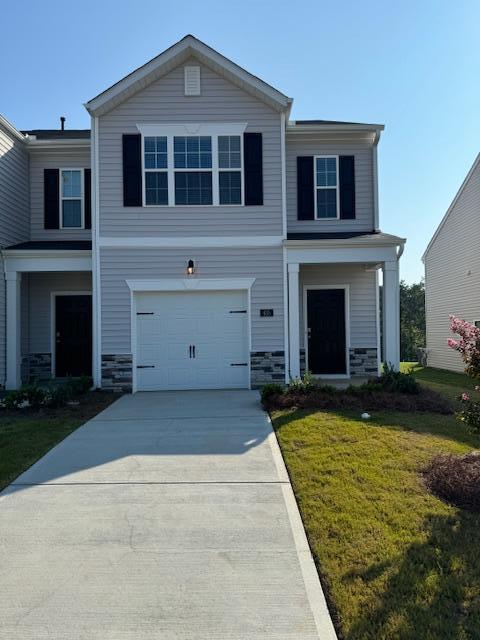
[0, 122, 29, 385]
[286, 132, 375, 233]
[22, 271, 92, 380]
[299, 264, 379, 376]
[29, 147, 91, 241]
[424, 158, 480, 371]
[98, 60, 283, 237]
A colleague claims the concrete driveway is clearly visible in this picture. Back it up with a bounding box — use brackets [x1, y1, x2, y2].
[0, 390, 336, 639]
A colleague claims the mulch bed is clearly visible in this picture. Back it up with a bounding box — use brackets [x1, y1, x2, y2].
[263, 387, 453, 414]
[0, 390, 119, 420]
[423, 452, 480, 512]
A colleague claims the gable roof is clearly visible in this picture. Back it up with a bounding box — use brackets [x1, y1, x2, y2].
[85, 35, 292, 117]
[422, 152, 480, 262]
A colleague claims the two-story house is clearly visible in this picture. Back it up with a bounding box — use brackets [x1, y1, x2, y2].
[1, 35, 404, 392]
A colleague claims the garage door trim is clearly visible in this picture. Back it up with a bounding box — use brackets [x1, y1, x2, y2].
[127, 278, 255, 392]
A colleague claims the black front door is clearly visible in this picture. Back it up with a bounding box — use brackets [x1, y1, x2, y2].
[55, 295, 92, 377]
[306, 289, 346, 375]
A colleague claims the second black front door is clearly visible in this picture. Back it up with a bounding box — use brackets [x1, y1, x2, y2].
[306, 288, 347, 375]
[55, 295, 92, 377]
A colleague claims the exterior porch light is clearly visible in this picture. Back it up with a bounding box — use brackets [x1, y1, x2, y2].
[186, 259, 195, 275]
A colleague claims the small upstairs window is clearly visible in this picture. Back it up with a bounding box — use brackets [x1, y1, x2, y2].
[144, 136, 168, 205]
[315, 156, 339, 219]
[60, 169, 83, 228]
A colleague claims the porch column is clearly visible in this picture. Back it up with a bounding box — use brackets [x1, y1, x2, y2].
[5, 271, 22, 390]
[383, 260, 400, 370]
[288, 262, 300, 380]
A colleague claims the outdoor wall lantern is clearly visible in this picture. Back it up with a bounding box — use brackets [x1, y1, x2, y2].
[187, 259, 195, 275]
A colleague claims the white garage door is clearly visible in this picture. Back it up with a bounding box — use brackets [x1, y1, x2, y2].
[135, 290, 249, 391]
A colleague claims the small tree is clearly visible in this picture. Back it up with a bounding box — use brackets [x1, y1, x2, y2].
[448, 315, 480, 432]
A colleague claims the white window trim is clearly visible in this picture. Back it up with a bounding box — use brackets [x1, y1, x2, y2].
[302, 284, 350, 379]
[138, 123, 247, 208]
[313, 155, 340, 220]
[59, 168, 85, 229]
[50, 291, 93, 377]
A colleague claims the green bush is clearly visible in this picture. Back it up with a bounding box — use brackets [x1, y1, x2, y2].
[260, 383, 284, 403]
[44, 385, 73, 408]
[66, 376, 92, 396]
[3, 389, 27, 410]
[21, 384, 47, 409]
[288, 371, 315, 394]
[379, 363, 420, 395]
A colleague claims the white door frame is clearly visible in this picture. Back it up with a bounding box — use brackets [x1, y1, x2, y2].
[303, 284, 350, 379]
[50, 291, 93, 377]
[127, 278, 255, 393]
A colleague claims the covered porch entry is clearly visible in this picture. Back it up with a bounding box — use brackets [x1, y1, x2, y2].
[3, 241, 93, 389]
[285, 233, 405, 381]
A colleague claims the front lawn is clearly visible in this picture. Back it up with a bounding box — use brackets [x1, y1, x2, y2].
[0, 391, 117, 492]
[272, 367, 480, 639]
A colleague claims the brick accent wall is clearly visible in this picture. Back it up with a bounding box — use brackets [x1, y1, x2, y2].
[349, 348, 378, 377]
[250, 351, 285, 388]
[101, 354, 133, 392]
[23, 353, 52, 383]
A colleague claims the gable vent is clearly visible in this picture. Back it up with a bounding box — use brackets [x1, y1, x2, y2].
[184, 65, 201, 96]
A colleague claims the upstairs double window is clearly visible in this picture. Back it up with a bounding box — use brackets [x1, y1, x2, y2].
[142, 134, 243, 206]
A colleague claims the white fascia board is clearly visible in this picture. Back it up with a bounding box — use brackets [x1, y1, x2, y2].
[284, 235, 406, 250]
[0, 114, 27, 143]
[85, 35, 291, 116]
[287, 123, 384, 134]
[137, 122, 247, 137]
[3, 251, 92, 273]
[27, 139, 90, 149]
[286, 244, 399, 265]
[422, 152, 480, 262]
[126, 277, 256, 292]
[99, 236, 283, 248]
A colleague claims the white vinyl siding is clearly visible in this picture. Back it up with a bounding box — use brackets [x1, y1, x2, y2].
[97, 60, 282, 237]
[100, 246, 284, 354]
[25, 272, 92, 354]
[424, 158, 480, 371]
[0, 123, 29, 385]
[29, 146, 91, 240]
[299, 264, 378, 349]
[286, 134, 375, 233]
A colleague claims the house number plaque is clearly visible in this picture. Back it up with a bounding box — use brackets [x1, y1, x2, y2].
[260, 309, 274, 317]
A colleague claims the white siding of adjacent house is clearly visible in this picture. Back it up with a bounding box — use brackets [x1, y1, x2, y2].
[0, 122, 29, 385]
[299, 264, 378, 350]
[286, 133, 375, 233]
[29, 147, 91, 241]
[97, 59, 283, 237]
[100, 246, 284, 355]
[424, 157, 480, 371]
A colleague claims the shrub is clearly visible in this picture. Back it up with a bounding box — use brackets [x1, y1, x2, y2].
[21, 384, 46, 409]
[44, 385, 73, 409]
[423, 452, 480, 512]
[66, 376, 92, 396]
[3, 389, 28, 410]
[379, 363, 420, 394]
[260, 383, 284, 403]
[457, 393, 480, 433]
[288, 371, 315, 394]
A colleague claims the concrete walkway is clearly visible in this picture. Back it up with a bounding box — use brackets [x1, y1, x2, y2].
[0, 390, 337, 639]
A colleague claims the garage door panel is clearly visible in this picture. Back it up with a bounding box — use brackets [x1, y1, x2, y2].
[135, 291, 249, 391]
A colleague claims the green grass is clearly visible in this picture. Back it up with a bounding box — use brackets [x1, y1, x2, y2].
[401, 362, 477, 402]
[272, 366, 480, 640]
[0, 392, 116, 492]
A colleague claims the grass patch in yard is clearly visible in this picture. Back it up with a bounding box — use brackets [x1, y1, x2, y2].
[401, 362, 477, 403]
[0, 391, 117, 492]
[272, 368, 480, 639]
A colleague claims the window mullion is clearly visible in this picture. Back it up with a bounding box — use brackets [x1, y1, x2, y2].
[167, 136, 174, 206]
[212, 136, 219, 206]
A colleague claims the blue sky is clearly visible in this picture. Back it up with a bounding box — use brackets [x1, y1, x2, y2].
[1, 0, 478, 283]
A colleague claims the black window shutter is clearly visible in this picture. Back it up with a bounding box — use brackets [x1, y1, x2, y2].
[84, 169, 92, 229]
[243, 132, 263, 205]
[44, 168, 60, 229]
[122, 134, 142, 206]
[297, 157, 314, 220]
[339, 155, 356, 219]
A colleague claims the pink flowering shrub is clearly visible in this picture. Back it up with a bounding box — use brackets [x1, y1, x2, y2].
[448, 315, 480, 432]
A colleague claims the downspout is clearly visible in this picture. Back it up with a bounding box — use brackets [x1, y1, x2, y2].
[90, 115, 102, 388]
